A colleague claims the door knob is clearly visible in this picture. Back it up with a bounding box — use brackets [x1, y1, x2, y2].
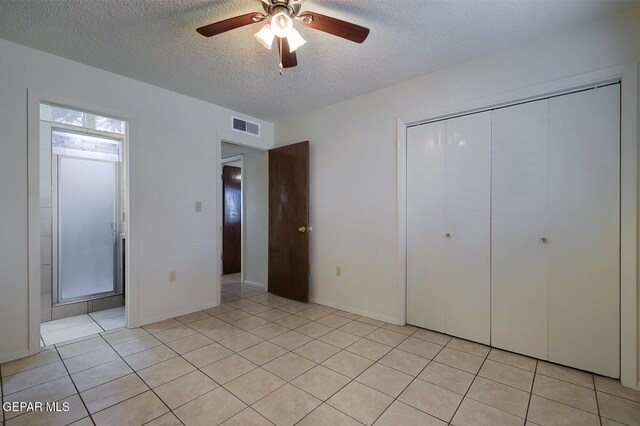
[445, 233, 451, 239]
[540, 237, 548, 244]
[298, 226, 307, 233]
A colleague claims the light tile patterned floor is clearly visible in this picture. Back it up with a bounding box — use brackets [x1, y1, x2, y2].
[40, 306, 126, 346]
[2, 275, 639, 425]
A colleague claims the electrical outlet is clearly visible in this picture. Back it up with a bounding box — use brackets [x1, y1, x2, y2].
[336, 266, 341, 277]
[169, 271, 177, 283]
[195, 201, 202, 212]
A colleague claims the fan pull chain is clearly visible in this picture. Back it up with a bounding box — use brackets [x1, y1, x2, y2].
[278, 38, 284, 75]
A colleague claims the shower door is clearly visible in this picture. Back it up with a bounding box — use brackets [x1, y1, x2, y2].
[53, 130, 121, 302]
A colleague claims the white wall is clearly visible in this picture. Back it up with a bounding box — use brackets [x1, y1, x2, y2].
[221, 142, 269, 288]
[0, 38, 274, 363]
[276, 4, 640, 366]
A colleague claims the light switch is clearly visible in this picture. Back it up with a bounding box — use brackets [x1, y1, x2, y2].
[195, 201, 202, 212]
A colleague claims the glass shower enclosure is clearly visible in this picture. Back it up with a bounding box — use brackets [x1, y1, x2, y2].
[52, 129, 122, 302]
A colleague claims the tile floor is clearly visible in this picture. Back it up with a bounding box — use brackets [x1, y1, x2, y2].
[1, 274, 638, 425]
[40, 306, 126, 346]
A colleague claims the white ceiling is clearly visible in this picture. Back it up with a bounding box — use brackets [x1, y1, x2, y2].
[0, 0, 632, 121]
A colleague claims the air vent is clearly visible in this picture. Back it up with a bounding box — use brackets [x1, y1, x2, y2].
[232, 117, 260, 136]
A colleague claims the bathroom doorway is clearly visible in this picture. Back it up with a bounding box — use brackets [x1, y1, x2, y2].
[39, 104, 127, 345]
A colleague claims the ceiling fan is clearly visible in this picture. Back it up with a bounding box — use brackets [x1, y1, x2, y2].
[196, 0, 370, 71]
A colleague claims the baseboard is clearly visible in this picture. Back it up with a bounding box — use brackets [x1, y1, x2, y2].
[309, 297, 401, 325]
[243, 280, 265, 289]
[0, 348, 31, 364]
[133, 300, 218, 328]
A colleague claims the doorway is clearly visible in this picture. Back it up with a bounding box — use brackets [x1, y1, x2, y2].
[39, 103, 127, 346]
[218, 140, 310, 304]
[220, 142, 269, 301]
[222, 156, 243, 277]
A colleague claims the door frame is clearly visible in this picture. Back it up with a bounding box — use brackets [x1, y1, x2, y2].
[396, 63, 638, 389]
[26, 90, 132, 358]
[221, 154, 244, 283]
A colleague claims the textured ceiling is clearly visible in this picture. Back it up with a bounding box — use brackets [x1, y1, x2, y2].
[0, 0, 632, 121]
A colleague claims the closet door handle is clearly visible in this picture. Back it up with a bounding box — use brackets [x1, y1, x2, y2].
[445, 233, 451, 239]
[540, 237, 548, 244]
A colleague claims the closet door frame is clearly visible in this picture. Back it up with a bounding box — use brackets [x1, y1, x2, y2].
[396, 63, 638, 389]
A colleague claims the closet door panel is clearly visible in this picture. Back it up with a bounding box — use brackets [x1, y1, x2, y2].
[445, 112, 491, 344]
[491, 100, 549, 359]
[548, 85, 620, 377]
[407, 122, 447, 332]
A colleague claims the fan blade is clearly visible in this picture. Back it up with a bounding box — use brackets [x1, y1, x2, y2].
[196, 12, 264, 37]
[298, 11, 369, 43]
[278, 37, 297, 68]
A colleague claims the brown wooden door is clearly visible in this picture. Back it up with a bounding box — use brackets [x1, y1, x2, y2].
[222, 165, 241, 275]
[268, 141, 309, 302]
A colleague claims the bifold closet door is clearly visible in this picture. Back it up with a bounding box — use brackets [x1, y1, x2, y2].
[491, 100, 549, 360]
[407, 113, 491, 343]
[444, 112, 491, 344]
[548, 85, 620, 377]
[407, 121, 446, 332]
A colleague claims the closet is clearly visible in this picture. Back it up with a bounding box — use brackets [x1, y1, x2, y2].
[407, 84, 620, 377]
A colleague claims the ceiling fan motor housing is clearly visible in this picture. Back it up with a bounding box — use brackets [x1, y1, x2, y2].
[263, 0, 301, 19]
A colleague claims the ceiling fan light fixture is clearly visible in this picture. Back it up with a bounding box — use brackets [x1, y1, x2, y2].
[287, 28, 306, 52]
[254, 23, 275, 49]
[271, 10, 293, 37]
[196, 2, 371, 69]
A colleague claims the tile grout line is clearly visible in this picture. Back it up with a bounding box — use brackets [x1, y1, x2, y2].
[482, 352, 536, 373]
[524, 359, 538, 423]
[591, 386, 640, 404]
[532, 394, 608, 422]
[534, 367, 600, 390]
[593, 374, 603, 426]
[52, 345, 96, 426]
[446, 346, 492, 425]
